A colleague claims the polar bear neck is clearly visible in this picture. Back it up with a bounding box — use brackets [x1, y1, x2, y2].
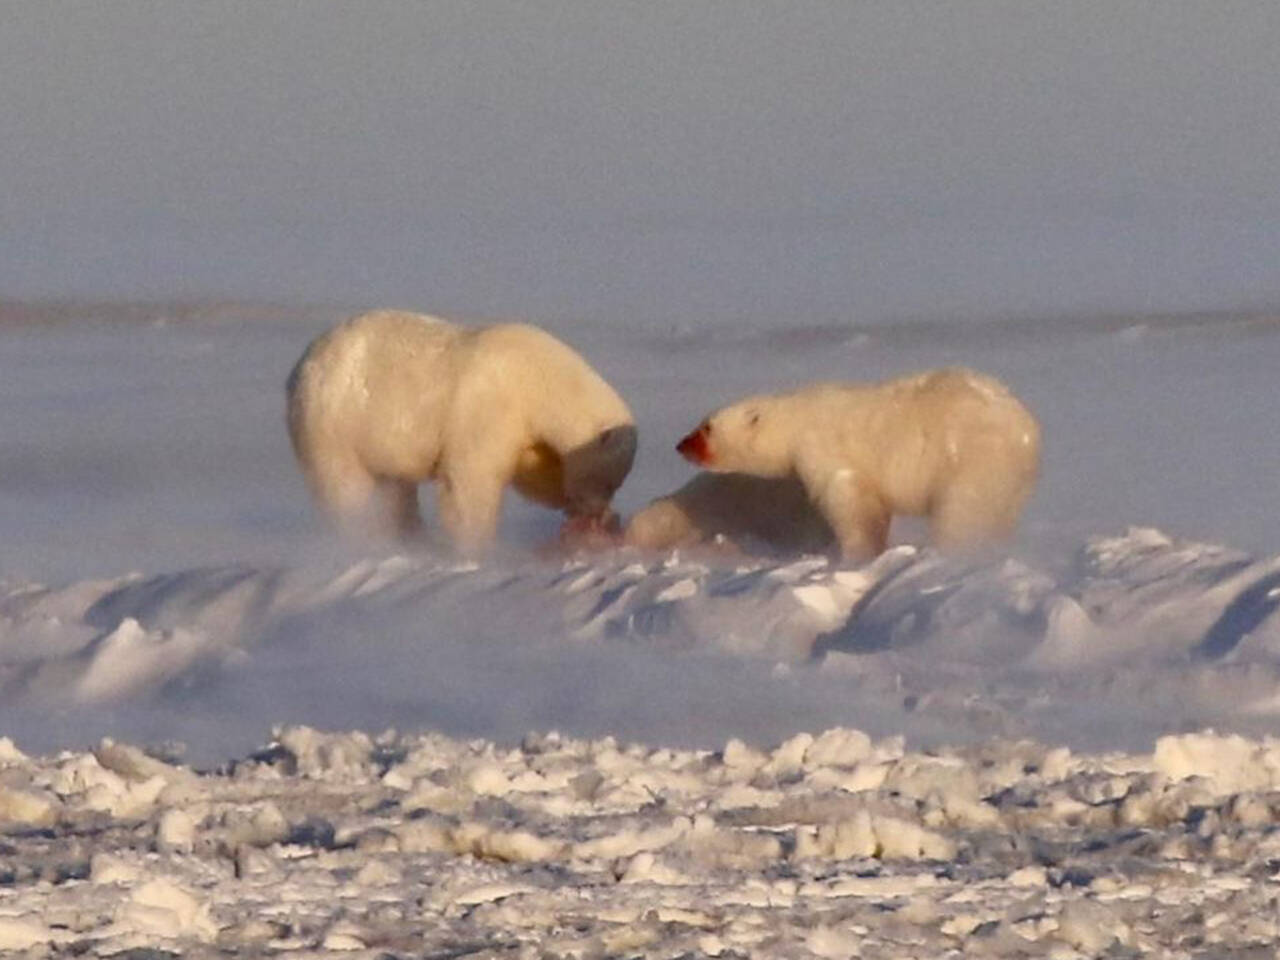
[466, 323, 633, 454]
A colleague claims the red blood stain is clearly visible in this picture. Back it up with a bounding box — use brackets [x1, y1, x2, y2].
[676, 427, 712, 465]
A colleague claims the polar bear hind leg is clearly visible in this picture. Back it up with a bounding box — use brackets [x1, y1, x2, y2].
[929, 465, 1030, 551]
[379, 479, 423, 538]
[297, 448, 425, 540]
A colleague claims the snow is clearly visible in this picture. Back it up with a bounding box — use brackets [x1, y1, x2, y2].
[4, 722, 1280, 956]
[2, 303, 1280, 956]
[5, 523, 1280, 763]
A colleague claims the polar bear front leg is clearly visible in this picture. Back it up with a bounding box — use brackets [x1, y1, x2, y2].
[377, 479, 424, 540]
[437, 462, 505, 556]
[805, 466, 890, 563]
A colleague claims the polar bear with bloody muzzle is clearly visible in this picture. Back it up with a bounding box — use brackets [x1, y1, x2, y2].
[674, 368, 1040, 561]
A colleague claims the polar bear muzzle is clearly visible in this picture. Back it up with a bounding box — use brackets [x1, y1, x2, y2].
[676, 423, 712, 465]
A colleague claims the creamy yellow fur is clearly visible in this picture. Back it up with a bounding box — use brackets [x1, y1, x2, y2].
[286, 311, 635, 554]
[625, 473, 835, 555]
[688, 368, 1040, 561]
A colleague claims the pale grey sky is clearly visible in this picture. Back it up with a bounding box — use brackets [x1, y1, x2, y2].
[3, 2, 1279, 323]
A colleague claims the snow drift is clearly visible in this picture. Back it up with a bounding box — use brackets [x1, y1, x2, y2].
[3, 527, 1279, 764]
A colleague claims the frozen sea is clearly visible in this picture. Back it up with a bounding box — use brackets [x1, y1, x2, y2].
[5, 304, 1280, 957]
[2, 303, 1279, 763]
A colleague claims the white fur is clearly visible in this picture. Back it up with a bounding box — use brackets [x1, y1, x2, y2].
[686, 368, 1041, 561]
[287, 311, 635, 554]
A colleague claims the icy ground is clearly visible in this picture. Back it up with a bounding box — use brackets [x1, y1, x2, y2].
[3, 305, 1280, 956]
[6, 722, 1280, 957]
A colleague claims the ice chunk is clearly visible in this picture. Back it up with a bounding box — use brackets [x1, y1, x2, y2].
[0, 786, 59, 827]
[0, 917, 53, 951]
[116, 878, 219, 943]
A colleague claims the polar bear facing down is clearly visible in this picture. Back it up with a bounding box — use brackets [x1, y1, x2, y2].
[625, 473, 836, 555]
[287, 310, 636, 554]
[675, 369, 1040, 561]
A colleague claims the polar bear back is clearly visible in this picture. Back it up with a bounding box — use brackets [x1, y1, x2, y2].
[790, 369, 1040, 517]
[684, 367, 1040, 559]
[288, 311, 634, 480]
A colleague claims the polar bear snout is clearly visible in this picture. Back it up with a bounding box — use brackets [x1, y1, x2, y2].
[677, 424, 712, 465]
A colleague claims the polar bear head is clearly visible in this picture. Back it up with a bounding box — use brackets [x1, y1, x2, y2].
[677, 395, 794, 478]
[560, 423, 638, 519]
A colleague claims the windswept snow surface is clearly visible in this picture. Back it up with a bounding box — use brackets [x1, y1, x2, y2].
[3, 527, 1280, 768]
[4, 305, 1280, 956]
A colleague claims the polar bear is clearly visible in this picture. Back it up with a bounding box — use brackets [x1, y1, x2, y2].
[624, 473, 836, 555]
[286, 310, 636, 554]
[675, 368, 1040, 561]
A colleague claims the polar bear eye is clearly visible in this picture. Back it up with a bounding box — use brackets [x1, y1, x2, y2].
[748, 412, 760, 428]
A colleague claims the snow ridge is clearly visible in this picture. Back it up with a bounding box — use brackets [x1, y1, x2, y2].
[2, 528, 1280, 739]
